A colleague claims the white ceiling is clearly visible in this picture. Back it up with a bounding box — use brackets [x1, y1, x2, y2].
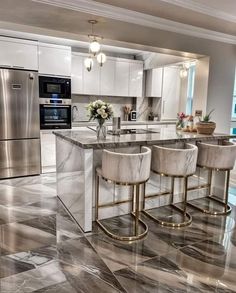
[160, 0, 236, 22]
[183, 0, 236, 16]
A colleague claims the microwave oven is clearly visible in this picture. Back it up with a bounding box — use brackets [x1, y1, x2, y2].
[39, 76, 71, 99]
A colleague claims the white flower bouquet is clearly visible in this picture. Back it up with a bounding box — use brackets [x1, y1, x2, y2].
[87, 100, 113, 124]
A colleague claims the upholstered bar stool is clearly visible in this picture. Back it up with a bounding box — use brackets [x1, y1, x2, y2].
[95, 147, 151, 241]
[143, 143, 198, 227]
[188, 141, 236, 215]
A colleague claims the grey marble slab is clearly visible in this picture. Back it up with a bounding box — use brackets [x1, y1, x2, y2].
[72, 120, 176, 127]
[54, 128, 236, 149]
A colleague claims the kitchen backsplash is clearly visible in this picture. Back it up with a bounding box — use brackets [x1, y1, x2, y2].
[72, 95, 162, 122]
[72, 95, 134, 121]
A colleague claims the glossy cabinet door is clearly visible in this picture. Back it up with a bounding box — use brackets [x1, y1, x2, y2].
[146, 67, 163, 97]
[114, 60, 129, 96]
[100, 59, 115, 95]
[161, 67, 180, 120]
[83, 59, 100, 95]
[40, 131, 56, 173]
[0, 37, 38, 70]
[38, 43, 71, 76]
[71, 53, 84, 94]
[129, 62, 143, 97]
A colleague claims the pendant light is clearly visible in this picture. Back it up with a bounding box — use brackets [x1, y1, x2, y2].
[84, 56, 94, 72]
[97, 52, 107, 66]
[85, 20, 107, 71]
[90, 39, 101, 55]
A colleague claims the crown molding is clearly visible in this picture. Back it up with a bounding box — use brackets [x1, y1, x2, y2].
[32, 0, 236, 45]
[160, 0, 236, 23]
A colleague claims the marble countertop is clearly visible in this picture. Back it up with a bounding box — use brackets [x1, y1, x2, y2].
[72, 120, 176, 127]
[53, 127, 236, 149]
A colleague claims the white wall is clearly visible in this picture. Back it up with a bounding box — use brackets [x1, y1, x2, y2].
[192, 57, 210, 118]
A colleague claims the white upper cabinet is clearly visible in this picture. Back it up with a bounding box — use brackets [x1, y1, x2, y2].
[0, 37, 38, 70]
[129, 61, 143, 97]
[71, 53, 84, 94]
[71, 53, 144, 97]
[161, 67, 180, 120]
[100, 59, 115, 96]
[146, 67, 163, 97]
[38, 43, 71, 76]
[114, 60, 129, 96]
[83, 58, 100, 95]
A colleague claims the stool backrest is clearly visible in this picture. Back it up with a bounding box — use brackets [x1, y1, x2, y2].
[197, 141, 236, 170]
[152, 143, 198, 177]
[102, 146, 151, 184]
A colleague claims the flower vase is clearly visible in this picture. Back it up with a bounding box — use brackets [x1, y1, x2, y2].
[96, 119, 107, 139]
[176, 120, 184, 130]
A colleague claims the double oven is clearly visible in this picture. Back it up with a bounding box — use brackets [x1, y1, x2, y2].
[39, 76, 71, 129]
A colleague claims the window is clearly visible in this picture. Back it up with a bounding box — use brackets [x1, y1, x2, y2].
[186, 65, 196, 115]
[231, 71, 236, 119]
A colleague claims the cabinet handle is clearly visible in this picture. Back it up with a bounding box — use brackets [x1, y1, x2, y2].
[13, 66, 25, 69]
[0, 65, 11, 68]
[162, 100, 165, 114]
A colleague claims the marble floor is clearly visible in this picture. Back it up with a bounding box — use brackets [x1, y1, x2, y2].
[0, 173, 236, 292]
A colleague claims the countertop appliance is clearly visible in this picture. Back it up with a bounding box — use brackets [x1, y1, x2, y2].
[129, 110, 137, 121]
[0, 68, 40, 179]
[39, 76, 71, 99]
[40, 98, 71, 129]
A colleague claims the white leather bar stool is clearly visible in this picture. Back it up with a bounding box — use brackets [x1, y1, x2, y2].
[95, 146, 151, 241]
[143, 143, 198, 227]
[188, 141, 236, 215]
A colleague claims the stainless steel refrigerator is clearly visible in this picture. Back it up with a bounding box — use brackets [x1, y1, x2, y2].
[0, 68, 40, 179]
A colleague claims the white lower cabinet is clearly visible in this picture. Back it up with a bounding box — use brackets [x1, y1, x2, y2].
[40, 131, 56, 173]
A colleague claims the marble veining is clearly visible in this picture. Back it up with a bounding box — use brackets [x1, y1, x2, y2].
[0, 173, 236, 292]
[54, 128, 236, 149]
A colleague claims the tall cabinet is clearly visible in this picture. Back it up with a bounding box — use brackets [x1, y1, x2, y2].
[146, 66, 181, 120]
[161, 67, 180, 120]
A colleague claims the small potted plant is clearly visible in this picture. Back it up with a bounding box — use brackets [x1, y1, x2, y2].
[196, 109, 216, 135]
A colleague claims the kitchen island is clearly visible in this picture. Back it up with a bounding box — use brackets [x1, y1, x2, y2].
[54, 128, 236, 232]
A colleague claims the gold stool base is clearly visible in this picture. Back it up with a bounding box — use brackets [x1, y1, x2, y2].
[95, 212, 148, 241]
[187, 196, 232, 216]
[143, 204, 192, 228]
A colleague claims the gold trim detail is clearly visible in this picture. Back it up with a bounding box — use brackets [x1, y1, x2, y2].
[95, 172, 148, 241]
[187, 168, 232, 215]
[143, 176, 192, 227]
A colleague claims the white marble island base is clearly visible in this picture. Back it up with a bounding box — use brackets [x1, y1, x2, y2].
[55, 128, 235, 232]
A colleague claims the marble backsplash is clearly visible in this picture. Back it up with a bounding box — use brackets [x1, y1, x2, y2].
[72, 95, 134, 122]
[72, 95, 162, 122]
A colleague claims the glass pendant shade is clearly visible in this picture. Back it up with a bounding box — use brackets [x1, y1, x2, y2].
[84, 57, 94, 72]
[97, 52, 107, 66]
[180, 68, 188, 78]
[90, 40, 101, 54]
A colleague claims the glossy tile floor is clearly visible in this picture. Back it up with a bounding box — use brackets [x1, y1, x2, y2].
[0, 173, 236, 292]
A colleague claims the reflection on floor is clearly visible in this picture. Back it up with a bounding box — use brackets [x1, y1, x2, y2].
[0, 173, 235, 292]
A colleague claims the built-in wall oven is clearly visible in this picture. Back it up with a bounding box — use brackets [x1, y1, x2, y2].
[40, 99, 71, 129]
[39, 76, 72, 129]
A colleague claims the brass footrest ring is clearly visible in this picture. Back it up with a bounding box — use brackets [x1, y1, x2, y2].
[187, 196, 232, 216]
[96, 213, 148, 241]
[143, 204, 192, 228]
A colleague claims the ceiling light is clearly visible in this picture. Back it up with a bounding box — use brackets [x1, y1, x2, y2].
[90, 40, 101, 55]
[85, 20, 106, 71]
[84, 56, 94, 72]
[180, 68, 188, 78]
[97, 52, 107, 66]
